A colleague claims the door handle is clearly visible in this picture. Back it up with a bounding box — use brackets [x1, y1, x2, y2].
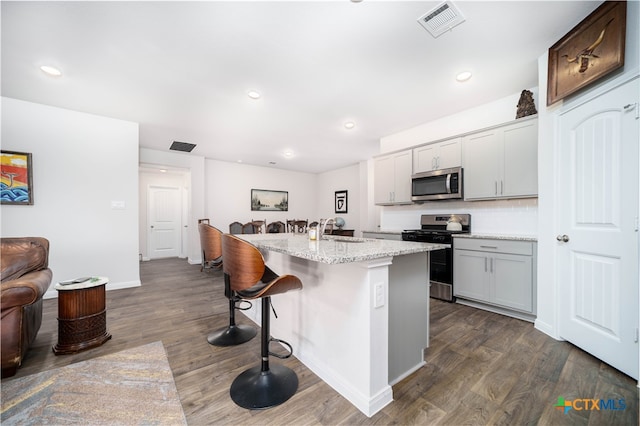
[150, 225, 154, 229]
[556, 234, 569, 242]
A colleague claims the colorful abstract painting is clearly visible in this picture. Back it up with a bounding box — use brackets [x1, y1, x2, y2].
[1, 151, 33, 205]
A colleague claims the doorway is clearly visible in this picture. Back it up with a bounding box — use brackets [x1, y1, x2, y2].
[139, 166, 190, 261]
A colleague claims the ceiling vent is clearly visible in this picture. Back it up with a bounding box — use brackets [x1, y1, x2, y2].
[417, 0, 465, 38]
[170, 141, 197, 152]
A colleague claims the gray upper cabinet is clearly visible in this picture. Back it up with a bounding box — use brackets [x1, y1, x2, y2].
[412, 137, 461, 173]
[374, 150, 412, 205]
[462, 117, 538, 200]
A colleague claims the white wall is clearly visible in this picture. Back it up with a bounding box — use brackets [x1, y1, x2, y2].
[1, 97, 140, 297]
[317, 163, 361, 234]
[205, 159, 319, 233]
[380, 87, 538, 154]
[379, 198, 537, 236]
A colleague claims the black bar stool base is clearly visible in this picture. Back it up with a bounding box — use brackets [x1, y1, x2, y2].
[230, 364, 298, 410]
[207, 324, 257, 347]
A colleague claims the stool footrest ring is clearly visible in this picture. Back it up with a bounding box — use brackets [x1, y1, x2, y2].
[268, 338, 293, 359]
[234, 299, 252, 311]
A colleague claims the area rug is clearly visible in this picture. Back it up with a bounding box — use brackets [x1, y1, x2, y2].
[1, 341, 187, 425]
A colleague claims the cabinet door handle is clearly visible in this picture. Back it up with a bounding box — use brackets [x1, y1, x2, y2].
[500, 180, 503, 195]
[480, 245, 498, 249]
[484, 257, 488, 272]
[490, 258, 494, 273]
[495, 181, 498, 195]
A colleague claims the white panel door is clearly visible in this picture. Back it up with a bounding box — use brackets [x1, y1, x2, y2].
[148, 185, 181, 259]
[557, 78, 639, 379]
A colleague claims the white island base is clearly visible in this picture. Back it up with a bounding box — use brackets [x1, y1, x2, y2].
[241, 249, 430, 417]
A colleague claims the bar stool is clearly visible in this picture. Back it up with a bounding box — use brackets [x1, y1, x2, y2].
[199, 223, 257, 347]
[198, 220, 222, 272]
[221, 234, 303, 409]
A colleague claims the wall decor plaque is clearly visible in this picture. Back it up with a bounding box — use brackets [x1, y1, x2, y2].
[547, 1, 626, 106]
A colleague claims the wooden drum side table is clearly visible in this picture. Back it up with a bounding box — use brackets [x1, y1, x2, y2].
[53, 276, 112, 355]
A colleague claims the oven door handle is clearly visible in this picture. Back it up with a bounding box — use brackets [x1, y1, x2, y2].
[445, 174, 452, 194]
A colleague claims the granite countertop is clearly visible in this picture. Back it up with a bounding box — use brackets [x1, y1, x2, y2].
[453, 234, 538, 242]
[238, 234, 447, 265]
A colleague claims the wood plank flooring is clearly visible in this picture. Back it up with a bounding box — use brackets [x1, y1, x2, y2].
[4, 258, 638, 425]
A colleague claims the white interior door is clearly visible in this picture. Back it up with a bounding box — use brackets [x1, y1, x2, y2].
[148, 185, 181, 259]
[557, 77, 639, 379]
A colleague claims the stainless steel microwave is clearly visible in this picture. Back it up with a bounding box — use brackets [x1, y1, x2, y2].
[411, 167, 463, 202]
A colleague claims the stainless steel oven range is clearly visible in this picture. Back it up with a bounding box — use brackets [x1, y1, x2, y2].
[401, 214, 471, 302]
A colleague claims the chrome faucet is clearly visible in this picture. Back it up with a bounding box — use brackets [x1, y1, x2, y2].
[318, 218, 336, 240]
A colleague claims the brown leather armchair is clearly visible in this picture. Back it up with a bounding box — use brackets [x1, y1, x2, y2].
[1, 237, 52, 377]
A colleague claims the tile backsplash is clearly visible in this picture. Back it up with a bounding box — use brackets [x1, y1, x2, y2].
[379, 198, 538, 237]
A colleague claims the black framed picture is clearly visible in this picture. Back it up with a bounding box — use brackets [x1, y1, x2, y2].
[335, 190, 347, 214]
[251, 189, 288, 211]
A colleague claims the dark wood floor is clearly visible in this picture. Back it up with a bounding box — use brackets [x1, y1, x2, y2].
[4, 258, 638, 425]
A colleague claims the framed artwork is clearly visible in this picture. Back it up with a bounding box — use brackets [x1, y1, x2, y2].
[335, 190, 348, 214]
[1, 150, 34, 205]
[251, 189, 288, 211]
[547, 1, 626, 106]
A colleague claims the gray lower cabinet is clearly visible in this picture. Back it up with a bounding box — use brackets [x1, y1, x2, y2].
[453, 237, 536, 321]
[362, 231, 402, 241]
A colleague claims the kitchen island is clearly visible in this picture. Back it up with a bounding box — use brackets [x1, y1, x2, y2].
[236, 234, 447, 416]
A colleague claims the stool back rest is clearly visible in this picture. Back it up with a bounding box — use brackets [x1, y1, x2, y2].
[198, 223, 223, 261]
[221, 234, 266, 292]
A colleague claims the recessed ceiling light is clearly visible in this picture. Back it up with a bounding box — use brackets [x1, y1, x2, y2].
[344, 121, 356, 130]
[247, 90, 261, 100]
[456, 71, 472, 82]
[283, 151, 294, 158]
[40, 65, 62, 77]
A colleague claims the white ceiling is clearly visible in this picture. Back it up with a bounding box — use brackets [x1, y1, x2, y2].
[1, 1, 601, 173]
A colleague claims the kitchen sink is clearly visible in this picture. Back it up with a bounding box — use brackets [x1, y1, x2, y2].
[331, 238, 365, 243]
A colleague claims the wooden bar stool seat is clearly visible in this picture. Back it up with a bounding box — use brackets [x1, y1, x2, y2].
[222, 234, 303, 410]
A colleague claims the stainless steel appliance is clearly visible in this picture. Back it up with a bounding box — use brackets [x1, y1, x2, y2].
[411, 167, 463, 202]
[401, 214, 471, 302]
